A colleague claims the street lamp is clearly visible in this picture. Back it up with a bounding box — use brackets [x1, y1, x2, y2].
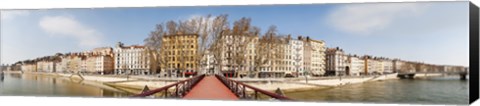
[126, 70, 131, 81]
[339, 72, 342, 81]
[304, 69, 309, 84]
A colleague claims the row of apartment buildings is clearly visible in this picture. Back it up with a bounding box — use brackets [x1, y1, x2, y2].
[15, 35, 196, 77]
[12, 33, 468, 77]
[0, 64, 20, 72]
[211, 35, 327, 78]
[257, 36, 327, 78]
[20, 47, 115, 74]
[325, 47, 396, 76]
[324, 47, 468, 76]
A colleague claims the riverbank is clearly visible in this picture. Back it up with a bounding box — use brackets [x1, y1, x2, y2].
[4, 71, 446, 95]
[414, 73, 444, 79]
[243, 73, 444, 93]
[240, 73, 400, 93]
[8, 72, 176, 94]
[2, 71, 22, 74]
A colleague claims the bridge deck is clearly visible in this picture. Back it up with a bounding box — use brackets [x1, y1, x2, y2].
[183, 76, 239, 100]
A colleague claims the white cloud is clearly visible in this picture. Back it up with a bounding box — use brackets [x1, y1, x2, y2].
[38, 15, 104, 48]
[185, 14, 216, 22]
[174, 14, 217, 30]
[327, 3, 430, 35]
[1, 10, 30, 20]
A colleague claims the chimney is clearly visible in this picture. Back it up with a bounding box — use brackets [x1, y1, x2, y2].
[116, 42, 124, 48]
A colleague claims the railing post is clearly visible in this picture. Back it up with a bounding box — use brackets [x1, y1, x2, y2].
[230, 81, 233, 89]
[164, 89, 167, 98]
[254, 91, 258, 100]
[242, 85, 246, 98]
[190, 80, 193, 89]
[231, 81, 234, 89]
[227, 80, 230, 88]
[186, 81, 190, 91]
[188, 81, 191, 91]
[233, 83, 236, 92]
[175, 84, 178, 97]
[236, 83, 239, 95]
[183, 82, 186, 93]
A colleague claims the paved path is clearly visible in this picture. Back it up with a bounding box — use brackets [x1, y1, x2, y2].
[183, 76, 239, 100]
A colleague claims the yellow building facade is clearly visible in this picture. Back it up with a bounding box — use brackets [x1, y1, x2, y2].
[162, 34, 199, 77]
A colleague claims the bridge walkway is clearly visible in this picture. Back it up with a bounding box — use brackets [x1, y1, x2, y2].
[183, 75, 239, 100]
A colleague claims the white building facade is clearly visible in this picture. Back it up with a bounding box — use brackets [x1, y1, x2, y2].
[292, 36, 326, 77]
[381, 59, 394, 74]
[308, 39, 326, 76]
[200, 50, 215, 75]
[284, 38, 304, 77]
[325, 47, 349, 76]
[219, 35, 257, 77]
[365, 57, 383, 75]
[347, 55, 363, 76]
[114, 42, 150, 75]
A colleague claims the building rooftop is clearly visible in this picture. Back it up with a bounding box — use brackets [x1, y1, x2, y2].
[326, 47, 344, 52]
[164, 33, 199, 37]
[122, 45, 145, 49]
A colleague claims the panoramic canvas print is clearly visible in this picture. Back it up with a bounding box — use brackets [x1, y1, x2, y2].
[0, 1, 471, 105]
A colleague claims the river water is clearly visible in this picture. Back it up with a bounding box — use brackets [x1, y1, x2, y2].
[285, 76, 469, 105]
[0, 73, 469, 105]
[0, 73, 131, 97]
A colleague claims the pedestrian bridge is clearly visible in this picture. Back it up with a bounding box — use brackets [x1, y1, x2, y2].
[397, 71, 468, 80]
[131, 74, 292, 101]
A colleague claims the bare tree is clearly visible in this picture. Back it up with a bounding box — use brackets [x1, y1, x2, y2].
[144, 24, 169, 76]
[400, 62, 415, 73]
[145, 14, 231, 77]
[195, 14, 230, 76]
[166, 21, 177, 35]
[145, 14, 291, 79]
[273, 35, 288, 78]
[251, 25, 284, 78]
[222, 17, 260, 78]
[301, 36, 313, 77]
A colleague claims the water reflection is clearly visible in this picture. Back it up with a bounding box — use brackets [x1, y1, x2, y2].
[0, 73, 133, 97]
[9, 73, 22, 79]
[0, 72, 4, 82]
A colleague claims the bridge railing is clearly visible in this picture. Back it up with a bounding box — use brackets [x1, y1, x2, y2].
[215, 74, 293, 101]
[131, 74, 205, 98]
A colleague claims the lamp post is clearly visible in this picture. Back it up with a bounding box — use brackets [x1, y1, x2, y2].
[126, 70, 130, 81]
[304, 69, 308, 84]
[339, 73, 342, 81]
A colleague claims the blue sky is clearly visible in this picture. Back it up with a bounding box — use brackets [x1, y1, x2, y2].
[1, 1, 470, 66]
